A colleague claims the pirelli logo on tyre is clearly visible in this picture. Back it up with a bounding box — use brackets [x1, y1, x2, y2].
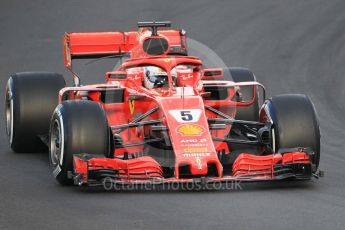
[177, 124, 205, 136]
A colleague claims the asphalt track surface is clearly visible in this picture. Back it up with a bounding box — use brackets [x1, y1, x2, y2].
[1, 1, 345, 229]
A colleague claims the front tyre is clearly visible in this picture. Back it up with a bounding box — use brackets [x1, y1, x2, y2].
[261, 94, 320, 172]
[49, 100, 111, 185]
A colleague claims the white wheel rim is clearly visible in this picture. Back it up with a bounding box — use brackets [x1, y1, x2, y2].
[272, 128, 276, 153]
[50, 119, 63, 167]
[5, 79, 14, 144]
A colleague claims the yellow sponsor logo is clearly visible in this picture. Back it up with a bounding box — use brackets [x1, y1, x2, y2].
[183, 147, 208, 153]
[196, 157, 202, 170]
[177, 124, 205, 136]
[129, 100, 135, 114]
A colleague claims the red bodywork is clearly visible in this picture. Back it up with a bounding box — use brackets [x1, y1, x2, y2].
[61, 24, 312, 186]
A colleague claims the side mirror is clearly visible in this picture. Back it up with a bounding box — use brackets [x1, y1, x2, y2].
[106, 71, 127, 81]
[202, 68, 223, 80]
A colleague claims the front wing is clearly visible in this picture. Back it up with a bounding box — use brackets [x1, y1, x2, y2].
[72, 152, 315, 187]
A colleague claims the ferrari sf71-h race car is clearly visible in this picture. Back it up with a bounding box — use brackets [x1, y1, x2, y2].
[5, 21, 322, 187]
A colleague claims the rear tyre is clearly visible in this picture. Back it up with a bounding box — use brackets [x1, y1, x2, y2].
[224, 68, 260, 154]
[49, 100, 110, 185]
[262, 94, 320, 172]
[225, 67, 260, 121]
[5, 72, 65, 153]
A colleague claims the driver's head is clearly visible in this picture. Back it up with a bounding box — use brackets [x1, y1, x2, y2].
[143, 67, 169, 88]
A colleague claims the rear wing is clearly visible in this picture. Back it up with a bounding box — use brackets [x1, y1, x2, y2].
[63, 25, 187, 68]
[63, 32, 138, 68]
[63, 22, 188, 86]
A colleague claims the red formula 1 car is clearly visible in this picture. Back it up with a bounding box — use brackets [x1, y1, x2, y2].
[5, 21, 322, 186]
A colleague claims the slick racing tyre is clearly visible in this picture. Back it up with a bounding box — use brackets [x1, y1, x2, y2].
[49, 100, 111, 185]
[225, 67, 260, 121]
[262, 94, 320, 172]
[224, 68, 260, 155]
[5, 72, 65, 153]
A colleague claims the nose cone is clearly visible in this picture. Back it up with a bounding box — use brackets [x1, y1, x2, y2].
[158, 96, 223, 178]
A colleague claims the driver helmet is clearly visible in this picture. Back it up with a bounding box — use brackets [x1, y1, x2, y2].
[143, 66, 169, 88]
